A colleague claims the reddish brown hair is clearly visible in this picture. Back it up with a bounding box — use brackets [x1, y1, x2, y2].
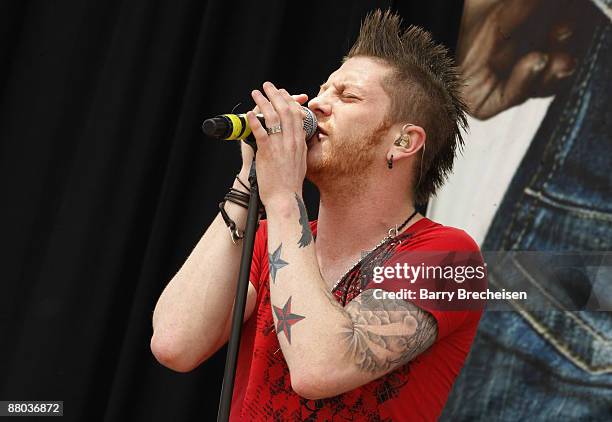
[346, 9, 468, 204]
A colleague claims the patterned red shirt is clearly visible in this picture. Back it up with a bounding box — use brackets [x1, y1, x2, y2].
[230, 217, 485, 421]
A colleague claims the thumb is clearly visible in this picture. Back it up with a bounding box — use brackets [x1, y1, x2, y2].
[502, 51, 549, 106]
[476, 51, 548, 119]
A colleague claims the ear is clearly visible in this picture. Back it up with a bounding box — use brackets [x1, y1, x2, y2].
[386, 124, 426, 164]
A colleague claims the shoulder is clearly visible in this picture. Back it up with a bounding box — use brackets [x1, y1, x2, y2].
[402, 217, 481, 253]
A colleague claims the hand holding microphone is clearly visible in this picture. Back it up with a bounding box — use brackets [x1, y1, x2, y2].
[243, 83, 316, 208]
[201, 84, 316, 206]
[202, 91, 314, 182]
[202, 95, 316, 141]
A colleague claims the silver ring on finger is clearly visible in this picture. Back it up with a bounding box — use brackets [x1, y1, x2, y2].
[266, 124, 282, 135]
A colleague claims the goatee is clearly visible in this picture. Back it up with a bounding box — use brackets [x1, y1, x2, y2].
[306, 120, 392, 186]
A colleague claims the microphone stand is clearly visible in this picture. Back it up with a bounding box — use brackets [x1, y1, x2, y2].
[217, 149, 259, 422]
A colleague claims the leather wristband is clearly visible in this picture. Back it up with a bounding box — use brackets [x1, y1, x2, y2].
[219, 201, 245, 244]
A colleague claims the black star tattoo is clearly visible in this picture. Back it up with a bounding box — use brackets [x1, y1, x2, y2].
[273, 296, 305, 344]
[295, 193, 313, 248]
[268, 244, 288, 283]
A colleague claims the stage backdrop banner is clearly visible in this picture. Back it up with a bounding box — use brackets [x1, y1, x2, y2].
[431, 1, 612, 420]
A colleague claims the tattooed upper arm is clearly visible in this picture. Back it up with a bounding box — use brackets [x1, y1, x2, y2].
[341, 289, 437, 373]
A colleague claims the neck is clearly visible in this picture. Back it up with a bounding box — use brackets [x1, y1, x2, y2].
[314, 169, 421, 277]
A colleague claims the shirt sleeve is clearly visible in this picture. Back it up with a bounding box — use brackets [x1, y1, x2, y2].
[248, 220, 268, 293]
[364, 226, 487, 341]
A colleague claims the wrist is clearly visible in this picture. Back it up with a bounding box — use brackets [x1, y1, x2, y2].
[232, 170, 252, 197]
[236, 169, 251, 189]
[265, 192, 300, 219]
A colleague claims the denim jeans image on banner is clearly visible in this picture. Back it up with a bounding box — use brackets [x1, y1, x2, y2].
[441, 5, 612, 421]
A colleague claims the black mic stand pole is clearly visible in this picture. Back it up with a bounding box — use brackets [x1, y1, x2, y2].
[217, 147, 260, 422]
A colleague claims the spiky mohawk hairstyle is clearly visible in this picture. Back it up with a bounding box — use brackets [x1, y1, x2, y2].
[345, 9, 468, 205]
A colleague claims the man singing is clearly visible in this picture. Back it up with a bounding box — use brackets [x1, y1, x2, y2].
[151, 10, 485, 421]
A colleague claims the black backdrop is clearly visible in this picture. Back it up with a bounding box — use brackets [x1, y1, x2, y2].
[0, 1, 464, 420]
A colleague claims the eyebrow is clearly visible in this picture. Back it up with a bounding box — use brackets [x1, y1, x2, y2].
[319, 82, 360, 92]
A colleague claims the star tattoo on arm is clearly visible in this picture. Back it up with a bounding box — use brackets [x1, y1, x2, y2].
[295, 193, 313, 248]
[273, 296, 305, 344]
[268, 243, 289, 284]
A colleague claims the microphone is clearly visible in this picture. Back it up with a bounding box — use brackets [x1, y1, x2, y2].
[201, 107, 318, 141]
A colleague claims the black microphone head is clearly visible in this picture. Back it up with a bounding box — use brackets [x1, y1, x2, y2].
[202, 117, 230, 138]
[302, 107, 318, 140]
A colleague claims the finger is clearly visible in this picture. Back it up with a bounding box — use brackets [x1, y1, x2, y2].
[262, 82, 296, 136]
[548, 22, 575, 48]
[503, 51, 549, 100]
[280, 89, 307, 119]
[476, 51, 548, 119]
[251, 89, 281, 132]
[246, 110, 269, 148]
[252, 94, 307, 115]
[292, 93, 309, 105]
[546, 0, 585, 52]
[279, 88, 308, 142]
[279, 88, 307, 145]
[537, 51, 576, 96]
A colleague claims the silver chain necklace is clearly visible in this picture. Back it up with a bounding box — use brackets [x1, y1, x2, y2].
[330, 209, 419, 293]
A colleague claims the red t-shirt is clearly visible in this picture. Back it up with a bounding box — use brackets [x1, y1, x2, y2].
[230, 217, 485, 421]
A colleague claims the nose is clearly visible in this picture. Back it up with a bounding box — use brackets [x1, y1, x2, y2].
[308, 94, 331, 118]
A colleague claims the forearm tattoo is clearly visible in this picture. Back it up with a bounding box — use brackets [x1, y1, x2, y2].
[295, 193, 313, 248]
[268, 243, 289, 283]
[341, 289, 437, 373]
